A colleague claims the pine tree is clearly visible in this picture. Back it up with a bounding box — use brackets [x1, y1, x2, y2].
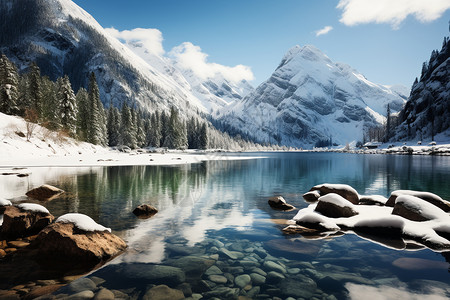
[120, 102, 137, 148]
[187, 117, 198, 149]
[41, 76, 59, 129]
[0, 54, 19, 115]
[164, 107, 187, 149]
[148, 111, 161, 147]
[160, 111, 168, 146]
[28, 62, 43, 119]
[87, 72, 107, 145]
[107, 103, 121, 146]
[76, 87, 89, 140]
[199, 122, 208, 149]
[385, 104, 391, 142]
[59, 75, 78, 136]
[135, 109, 146, 148]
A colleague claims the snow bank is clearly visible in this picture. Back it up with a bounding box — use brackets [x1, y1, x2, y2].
[17, 203, 50, 214]
[0, 198, 12, 206]
[56, 213, 111, 232]
[353, 215, 406, 230]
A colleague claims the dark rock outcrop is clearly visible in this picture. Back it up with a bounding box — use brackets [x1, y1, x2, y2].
[1, 206, 54, 239]
[268, 196, 295, 211]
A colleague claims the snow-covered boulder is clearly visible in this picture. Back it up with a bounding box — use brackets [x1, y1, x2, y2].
[386, 190, 450, 212]
[315, 194, 359, 218]
[310, 183, 359, 204]
[353, 215, 406, 236]
[0, 198, 12, 214]
[268, 196, 295, 211]
[25, 184, 64, 201]
[133, 204, 158, 219]
[1, 204, 54, 238]
[392, 195, 449, 221]
[34, 213, 126, 267]
[358, 195, 388, 206]
[302, 190, 321, 202]
[295, 213, 340, 231]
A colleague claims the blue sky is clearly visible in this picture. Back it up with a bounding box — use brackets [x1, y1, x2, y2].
[72, 0, 450, 88]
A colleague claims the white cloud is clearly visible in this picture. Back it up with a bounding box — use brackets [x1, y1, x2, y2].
[315, 25, 333, 36]
[169, 42, 254, 83]
[346, 283, 449, 300]
[337, 0, 450, 29]
[105, 27, 165, 56]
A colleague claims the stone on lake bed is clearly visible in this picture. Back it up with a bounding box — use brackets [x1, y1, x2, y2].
[208, 275, 228, 284]
[120, 264, 186, 285]
[265, 239, 321, 256]
[250, 273, 266, 285]
[25, 184, 64, 201]
[67, 278, 97, 293]
[67, 290, 95, 300]
[93, 288, 115, 300]
[234, 274, 251, 288]
[205, 265, 222, 276]
[143, 285, 184, 300]
[218, 247, 238, 260]
[263, 260, 286, 274]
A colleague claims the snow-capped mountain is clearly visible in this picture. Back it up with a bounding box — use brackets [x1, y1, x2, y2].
[394, 37, 450, 142]
[218, 45, 407, 148]
[0, 0, 251, 116]
[120, 39, 254, 113]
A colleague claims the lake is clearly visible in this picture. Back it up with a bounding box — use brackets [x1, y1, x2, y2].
[2, 152, 450, 299]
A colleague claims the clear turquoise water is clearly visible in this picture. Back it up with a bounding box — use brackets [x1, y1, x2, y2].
[4, 152, 450, 299]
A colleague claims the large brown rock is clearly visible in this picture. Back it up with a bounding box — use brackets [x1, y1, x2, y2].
[1, 206, 54, 239]
[34, 222, 127, 268]
[25, 184, 64, 201]
[133, 204, 158, 219]
[310, 184, 359, 204]
[315, 194, 359, 218]
[386, 190, 450, 212]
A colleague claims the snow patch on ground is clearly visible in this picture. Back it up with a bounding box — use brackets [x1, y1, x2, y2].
[0, 198, 12, 206]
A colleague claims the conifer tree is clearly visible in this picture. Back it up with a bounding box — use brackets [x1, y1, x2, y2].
[59, 75, 78, 136]
[148, 111, 161, 147]
[0, 54, 19, 115]
[107, 103, 121, 146]
[41, 76, 59, 129]
[120, 102, 137, 148]
[160, 111, 168, 146]
[135, 109, 146, 148]
[87, 72, 107, 145]
[164, 107, 187, 149]
[28, 62, 43, 119]
[76, 87, 89, 140]
[385, 104, 391, 142]
[199, 122, 208, 149]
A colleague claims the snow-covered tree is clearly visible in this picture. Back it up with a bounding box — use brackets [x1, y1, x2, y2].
[0, 54, 19, 115]
[135, 109, 146, 148]
[41, 76, 59, 129]
[164, 107, 187, 149]
[148, 111, 161, 147]
[58, 75, 78, 136]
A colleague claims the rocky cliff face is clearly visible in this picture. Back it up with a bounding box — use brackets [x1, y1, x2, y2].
[393, 37, 450, 142]
[218, 45, 407, 148]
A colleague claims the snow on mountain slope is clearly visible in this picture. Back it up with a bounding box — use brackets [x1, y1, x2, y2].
[111, 32, 254, 112]
[0, 0, 213, 115]
[218, 45, 407, 148]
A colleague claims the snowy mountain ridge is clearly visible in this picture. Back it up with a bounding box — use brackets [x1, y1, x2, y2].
[218, 45, 407, 147]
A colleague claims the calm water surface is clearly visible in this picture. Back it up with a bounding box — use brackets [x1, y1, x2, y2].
[3, 152, 450, 299]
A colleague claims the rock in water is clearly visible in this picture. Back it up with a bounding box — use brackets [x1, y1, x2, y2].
[386, 190, 450, 212]
[33, 222, 126, 268]
[315, 194, 359, 218]
[268, 196, 295, 211]
[133, 204, 158, 219]
[392, 195, 448, 221]
[1, 205, 54, 239]
[302, 191, 321, 202]
[25, 184, 64, 201]
[143, 285, 184, 300]
[310, 183, 359, 204]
